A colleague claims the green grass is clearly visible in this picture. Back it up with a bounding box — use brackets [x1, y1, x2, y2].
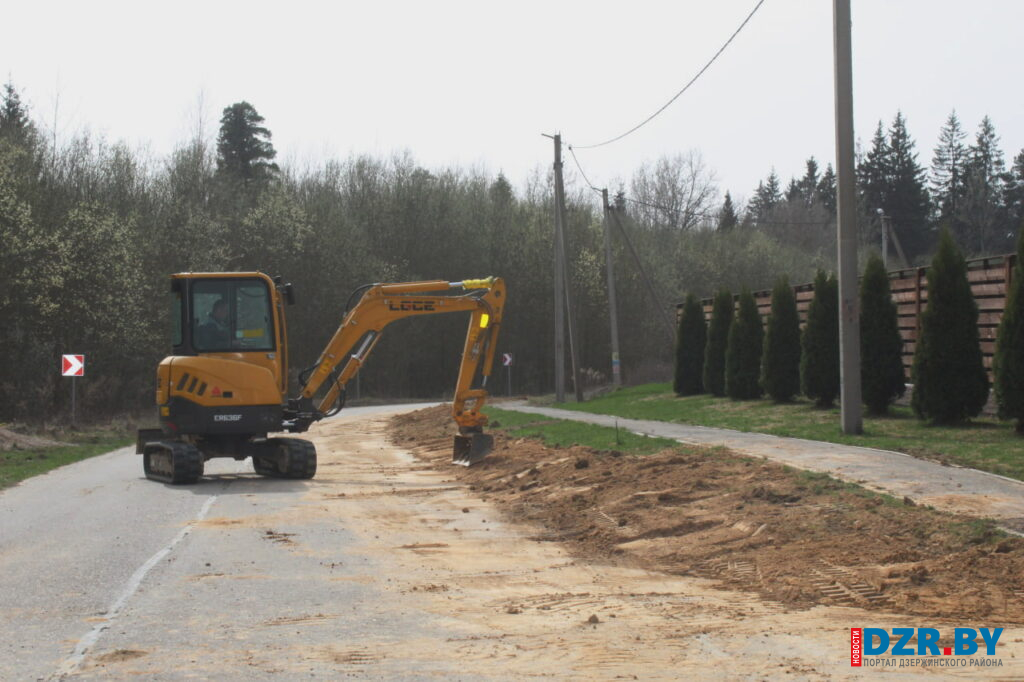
[552, 382, 1024, 481]
[485, 406, 679, 455]
[0, 429, 133, 489]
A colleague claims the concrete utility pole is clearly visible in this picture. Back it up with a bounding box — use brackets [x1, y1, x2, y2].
[877, 208, 889, 268]
[876, 208, 910, 270]
[833, 0, 863, 434]
[550, 134, 584, 402]
[550, 135, 566, 403]
[602, 189, 622, 386]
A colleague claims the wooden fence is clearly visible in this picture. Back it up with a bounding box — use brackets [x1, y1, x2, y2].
[690, 252, 1017, 380]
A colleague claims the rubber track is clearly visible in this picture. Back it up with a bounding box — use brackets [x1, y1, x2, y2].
[280, 437, 317, 479]
[144, 441, 204, 485]
[253, 438, 317, 479]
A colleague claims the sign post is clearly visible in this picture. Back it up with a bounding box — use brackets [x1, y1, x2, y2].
[62, 354, 85, 426]
[502, 353, 513, 397]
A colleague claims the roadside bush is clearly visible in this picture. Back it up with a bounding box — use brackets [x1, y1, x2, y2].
[702, 289, 733, 396]
[725, 289, 763, 399]
[761, 276, 801, 402]
[860, 255, 905, 414]
[911, 229, 989, 423]
[673, 293, 706, 396]
[994, 228, 1024, 432]
[801, 271, 840, 407]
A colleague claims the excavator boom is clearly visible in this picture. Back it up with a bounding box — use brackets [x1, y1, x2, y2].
[289, 277, 506, 464]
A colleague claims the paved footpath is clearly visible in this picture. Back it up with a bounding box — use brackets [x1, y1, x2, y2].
[501, 402, 1024, 527]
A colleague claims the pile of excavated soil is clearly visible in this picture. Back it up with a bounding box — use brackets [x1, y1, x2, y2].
[0, 427, 68, 451]
[390, 405, 1024, 624]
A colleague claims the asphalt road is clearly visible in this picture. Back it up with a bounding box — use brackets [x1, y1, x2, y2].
[0, 404, 440, 681]
[5, 402, 1021, 680]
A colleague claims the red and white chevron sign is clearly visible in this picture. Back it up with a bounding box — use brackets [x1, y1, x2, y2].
[61, 354, 85, 377]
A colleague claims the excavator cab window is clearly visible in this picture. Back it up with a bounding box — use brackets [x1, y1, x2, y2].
[191, 279, 275, 352]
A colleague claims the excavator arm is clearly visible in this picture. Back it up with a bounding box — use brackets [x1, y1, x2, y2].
[285, 277, 506, 464]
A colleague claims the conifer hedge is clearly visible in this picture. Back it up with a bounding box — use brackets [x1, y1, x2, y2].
[994, 229, 1024, 432]
[801, 270, 840, 407]
[702, 289, 733, 397]
[859, 255, 905, 414]
[674, 293, 707, 395]
[911, 229, 989, 423]
[761, 276, 801, 402]
[725, 289, 763, 399]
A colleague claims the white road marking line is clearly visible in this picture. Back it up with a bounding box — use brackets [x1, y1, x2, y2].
[51, 495, 219, 679]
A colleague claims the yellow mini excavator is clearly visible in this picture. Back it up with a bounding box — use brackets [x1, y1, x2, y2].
[136, 273, 505, 483]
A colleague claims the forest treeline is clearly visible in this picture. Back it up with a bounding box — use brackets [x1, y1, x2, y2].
[0, 81, 1020, 422]
[742, 111, 1024, 262]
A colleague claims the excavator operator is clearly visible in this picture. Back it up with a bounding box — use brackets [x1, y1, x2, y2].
[196, 298, 231, 349]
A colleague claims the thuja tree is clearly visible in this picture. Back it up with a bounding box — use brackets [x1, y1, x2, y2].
[725, 289, 763, 399]
[860, 255, 905, 414]
[801, 270, 839, 407]
[994, 229, 1024, 432]
[761, 276, 801, 402]
[674, 293, 706, 395]
[702, 289, 733, 396]
[911, 229, 989, 423]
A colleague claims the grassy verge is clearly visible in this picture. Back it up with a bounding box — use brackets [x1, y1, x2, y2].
[0, 428, 133, 489]
[551, 382, 1024, 481]
[485, 406, 680, 456]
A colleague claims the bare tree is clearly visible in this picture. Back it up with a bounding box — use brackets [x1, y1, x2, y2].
[629, 151, 718, 231]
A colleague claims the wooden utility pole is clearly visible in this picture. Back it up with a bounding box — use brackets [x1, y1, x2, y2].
[552, 135, 585, 402]
[833, 0, 863, 434]
[550, 134, 566, 403]
[602, 189, 622, 386]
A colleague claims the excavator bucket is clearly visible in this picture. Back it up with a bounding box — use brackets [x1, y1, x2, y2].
[452, 432, 493, 466]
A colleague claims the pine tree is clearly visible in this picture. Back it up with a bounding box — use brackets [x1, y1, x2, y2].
[817, 163, 837, 214]
[0, 80, 36, 146]
[725, 289, 763, 400]
[750, 169, 782, 223]
[886, 112, 932, 260]
[858, 121, 891, 213]
[797, 157, 820, 206]
[959, 116, 1008, 255]
[702, 289, 733, 396]
[785, 177, 801, 203]
[718, 192, 738, 232]
[930, 110, 968, 225]
[994, 231, 1024, 431]
[215, 101, 279, 184]
[761, 276, 801, 402]
[801, 270, 840, 407]
[860, 254, 905, 413]
[674, 293, 706, 396]
[911, 229, 989, 423]
[1005, 150, 1024, 234]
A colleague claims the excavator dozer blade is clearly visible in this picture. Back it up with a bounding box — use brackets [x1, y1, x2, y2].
[452, 432, 493, 466]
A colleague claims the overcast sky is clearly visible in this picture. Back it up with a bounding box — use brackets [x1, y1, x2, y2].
[3, 1, 1022, 205]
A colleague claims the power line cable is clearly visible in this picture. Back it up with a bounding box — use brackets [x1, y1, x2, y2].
[566, 145, 602, 194]
[573, 0, 767, 150]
